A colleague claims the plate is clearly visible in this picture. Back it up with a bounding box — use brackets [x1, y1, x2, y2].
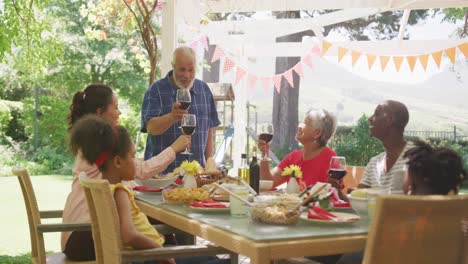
[300, 212, 360, 224]
[135, 176, 177, 189]
[189, 202, 230, 213]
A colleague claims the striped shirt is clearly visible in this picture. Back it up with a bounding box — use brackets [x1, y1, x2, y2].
[141, 71, 220, 173]
[360, 141, 415, 193]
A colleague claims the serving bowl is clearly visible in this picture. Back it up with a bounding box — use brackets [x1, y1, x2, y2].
[347, 195, 368, 216]
[135, 176, 177, 189]
[249, 202, 301, 225]
[259, 180, 273, 191]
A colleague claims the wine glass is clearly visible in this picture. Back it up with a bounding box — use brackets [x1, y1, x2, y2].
[258, 123, 274, 160]
[180, 114, 196, 155]
[328, 156, 347, 180]
[176, 88, 191, 110]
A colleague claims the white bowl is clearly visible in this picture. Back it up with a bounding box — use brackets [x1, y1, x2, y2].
[348, 195, 369, 216]
[135, 177, 177, 189]
[259, 180, 273, 191]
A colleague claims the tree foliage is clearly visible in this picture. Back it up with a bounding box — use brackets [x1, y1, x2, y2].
[437, 8, 468, 37]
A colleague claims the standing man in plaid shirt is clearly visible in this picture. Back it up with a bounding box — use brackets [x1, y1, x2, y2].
[141, 46, 220, 174]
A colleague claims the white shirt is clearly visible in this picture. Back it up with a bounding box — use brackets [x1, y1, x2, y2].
[360, 141, 415, 193]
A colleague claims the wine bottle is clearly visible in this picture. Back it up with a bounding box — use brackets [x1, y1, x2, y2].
[249, 147, 260, 193]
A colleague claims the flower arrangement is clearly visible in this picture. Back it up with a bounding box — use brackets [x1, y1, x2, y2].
[281, 165, 303, 178]
[179, 160, 203, 176]
[281, 165, 303, 193]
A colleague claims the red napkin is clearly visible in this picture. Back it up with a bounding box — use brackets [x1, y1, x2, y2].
[133, 186, 163, 192]
[174, 178, 183, 185]
[190, 199, 228, 208]
[308, 206, 340, 221]
[330, 188, 351, 208]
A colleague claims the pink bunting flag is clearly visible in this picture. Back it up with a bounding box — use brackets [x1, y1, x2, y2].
[234, 67, 246, 84]
[198, 35, 209, 51]
[303, 54, 314, 68]
[211, 46, 225, 63]
[293, 63, 304, 78]
[189, 41, 199, 51]
[223, 57, 235, 74]
[284, 69, 294, 87]
[261, 77, 270, 94]
[248, 74, 258, 91]
[273, 75, 282, 93]
[310, 45, 321, 56]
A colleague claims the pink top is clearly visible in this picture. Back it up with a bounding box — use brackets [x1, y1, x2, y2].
[61, 147, 175, 250]
[277, 147, 337, 186]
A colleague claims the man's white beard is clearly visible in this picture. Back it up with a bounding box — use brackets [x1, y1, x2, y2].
[174, 76, 194, 89]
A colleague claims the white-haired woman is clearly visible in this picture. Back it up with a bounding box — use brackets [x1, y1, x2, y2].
[258, 109, 338, 188]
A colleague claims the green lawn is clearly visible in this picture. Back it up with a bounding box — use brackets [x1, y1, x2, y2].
[0, 174, 73, 256]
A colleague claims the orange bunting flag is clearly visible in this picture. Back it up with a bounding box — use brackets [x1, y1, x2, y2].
[366, 54, 376, 70]
[431, 51, 443, 68]
[458, 43, 468, 58]
[380, 56, 390, 71]
[393, 56, 404, 72]
[284, 69, 294, 87]
[406, 56, 418, 72]
[272, 75, 282, 93]
[338, 47, 348, 63]
[321, 41, 332, 57]
[351, 51, 361, 66]
[445, 47, 456, 64]
[418, 54, 429, 71]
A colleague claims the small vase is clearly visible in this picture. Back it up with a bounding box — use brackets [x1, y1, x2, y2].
[183, 175, 197, 189]
[286, 177, 300, 194]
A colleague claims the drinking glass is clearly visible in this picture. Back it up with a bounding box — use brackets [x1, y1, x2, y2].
[258, 123, 274, 160]
[180, 114, 196, 155]
[176, 88, 191, 110]
[328, 156, 347, 180]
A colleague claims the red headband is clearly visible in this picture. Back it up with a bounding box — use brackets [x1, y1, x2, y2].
[94, 147, 113, 167]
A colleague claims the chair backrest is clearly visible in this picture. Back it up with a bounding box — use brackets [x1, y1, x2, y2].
[12, 167, 47, 264]
[79, 175, 122, 264]
[343, 165, 365, 193]
[363, 194, 468, 264]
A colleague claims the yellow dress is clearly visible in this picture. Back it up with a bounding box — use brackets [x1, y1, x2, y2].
[111, 183, 165, 248]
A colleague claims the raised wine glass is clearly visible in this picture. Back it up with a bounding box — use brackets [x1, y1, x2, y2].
[176, 88, 191, 110]
[258, 123, 274, 160]
[180, 114, 196, 155]
[328, 156, 347, 180]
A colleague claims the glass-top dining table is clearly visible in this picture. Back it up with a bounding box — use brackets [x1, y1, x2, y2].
[136, 192, 368, 264]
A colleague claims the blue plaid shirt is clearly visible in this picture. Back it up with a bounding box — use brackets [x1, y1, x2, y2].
[141, 71, 220, 174]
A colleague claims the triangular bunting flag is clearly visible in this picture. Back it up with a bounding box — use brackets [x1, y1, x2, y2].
[431, 51, 443, 68]
[393, 56, 404, 72]
[310, 45, 321, 55]
[458, 43, 468, 58]
[380, 56, 390, 71]
[223, 57, 235, 74]
[211, 46, 225, 63]
[284, 70, 294, 87]
[272, 75, 282, 93]
[351, 50, 361, 66]
[303, 54, 314, 68]
[198, 35, 209, 51]
[338, 47, 348, 63]
[234, 67, 246, 84]
[190, 41, 199, 51]
[261, 77, 270, 94]
[367, 54, 376, 70]
[445, 47, 456, 64]
[321, 41, 332, 57]
[248, 74, 257, 91]
[293, 63, 304, 78]
[406, 56, 417, 72]
[418, 54, 429, 71]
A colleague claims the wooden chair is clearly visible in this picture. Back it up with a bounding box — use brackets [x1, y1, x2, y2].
[343, 166, 365, 194]
[11, 167, 94, 264]
[80, 176, 237, 264]
[363, 194, 468, 264]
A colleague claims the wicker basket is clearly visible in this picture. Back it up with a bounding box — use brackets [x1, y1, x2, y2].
[195, 174, 221, 187]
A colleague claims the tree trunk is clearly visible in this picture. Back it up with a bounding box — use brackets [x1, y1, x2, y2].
[272, 12, 314, 152]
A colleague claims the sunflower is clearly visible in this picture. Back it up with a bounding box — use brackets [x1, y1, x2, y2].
[281, 165, 303, 178]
